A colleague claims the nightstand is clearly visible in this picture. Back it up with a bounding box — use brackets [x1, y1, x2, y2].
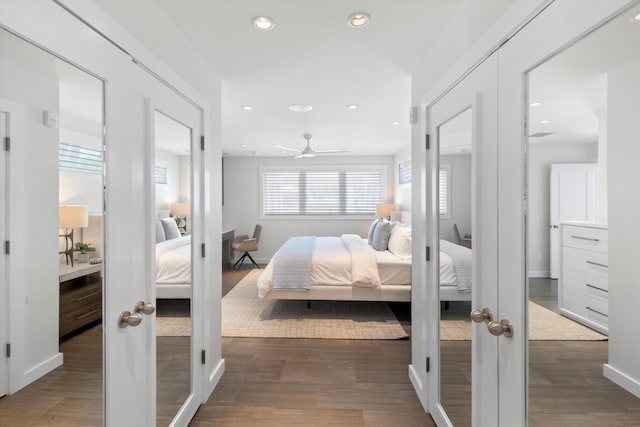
[59, 262, 103, 338]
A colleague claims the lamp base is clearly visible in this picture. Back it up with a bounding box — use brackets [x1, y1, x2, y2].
[59, 228, 74, 267]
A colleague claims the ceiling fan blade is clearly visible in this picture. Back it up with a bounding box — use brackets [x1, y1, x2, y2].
[314, 149, 352, 154]
[275, 145, 301, 152]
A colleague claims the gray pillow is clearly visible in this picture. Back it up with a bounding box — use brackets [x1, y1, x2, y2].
[155, 220, 166, 243]
[367, 220, 379, 245]
[371, 220, 392, 251]
[161, 217, 181, 240]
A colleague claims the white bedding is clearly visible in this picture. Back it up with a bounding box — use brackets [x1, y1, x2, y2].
[439, 239, 472, 291]
[156, 235, 191, 284]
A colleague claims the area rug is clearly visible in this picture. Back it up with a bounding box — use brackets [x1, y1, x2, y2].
[440, 301, 607, 341]
[221, 270, 408, 340]
[157, 316, 190, 337]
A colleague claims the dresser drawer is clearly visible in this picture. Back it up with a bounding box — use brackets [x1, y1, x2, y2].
[561, 287, 608, 331]
[562, 225, 608, 253]
[562, 267, 608, 294]
[562, 246, 608, 278]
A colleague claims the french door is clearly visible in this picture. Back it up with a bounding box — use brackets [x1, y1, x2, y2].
[426, 52, 523, 426]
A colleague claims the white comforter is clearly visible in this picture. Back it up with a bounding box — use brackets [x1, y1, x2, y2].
[439, 239, 472, 291]
[156, 235, 191, 284]
[258, 234, 381, 297]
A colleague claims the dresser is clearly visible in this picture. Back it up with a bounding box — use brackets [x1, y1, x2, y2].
[59, 262, 103, 338]
[559, 222, 608, 335]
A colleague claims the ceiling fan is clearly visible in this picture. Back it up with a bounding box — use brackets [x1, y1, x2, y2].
[276, 133, 351, 159]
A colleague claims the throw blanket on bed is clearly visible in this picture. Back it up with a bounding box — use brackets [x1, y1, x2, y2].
[341, 234, 381, 287]
[272, 236, 317, 290]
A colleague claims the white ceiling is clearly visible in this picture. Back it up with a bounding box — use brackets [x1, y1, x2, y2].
[94, 0, 514, 158]
[155, 111, 192, 156]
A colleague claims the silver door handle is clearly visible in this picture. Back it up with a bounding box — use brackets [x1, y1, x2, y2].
[470, 308, 493, 324]
[488, 319, 514, 338]
[135, 301, 155, 315]
[118, 311, 143, 328]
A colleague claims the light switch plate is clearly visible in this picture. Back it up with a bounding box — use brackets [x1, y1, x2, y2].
[44, 110, 59, 128]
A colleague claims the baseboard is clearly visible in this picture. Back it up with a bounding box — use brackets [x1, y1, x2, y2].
[528, 270, 550, 278]
[603, 364, 640, 399]
[21, 352, 63, 390]
[202, 358, 225, 403]
[408, 364, 428, 411]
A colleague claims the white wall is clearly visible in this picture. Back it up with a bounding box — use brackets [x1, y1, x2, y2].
[222, 155, 395, 261]
[527, 142, 598, 277]
[0, 58, 61, 380]
[394, 145, 411, 212]
[604, 58, 640, 398]
[439, 154, 472, 242]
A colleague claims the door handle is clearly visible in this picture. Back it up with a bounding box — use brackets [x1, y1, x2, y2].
[135, 301, 156, 315]
[118, 311, 143, 328]
[487, 319, 514, 338]
[470, 308, 493, 324]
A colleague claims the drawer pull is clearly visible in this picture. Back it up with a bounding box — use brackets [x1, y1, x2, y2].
[586, 260, 608, 268]
[570, 235, 599, 242]
[585, 283, 608, 293]
[75, 308, 100, 321]
[76, 291, 100, 302]
[585, 306, 608, 317]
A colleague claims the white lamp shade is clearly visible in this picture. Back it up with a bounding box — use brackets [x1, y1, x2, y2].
[59, 205, 89, 228]
[375, 203, 396, 219]
[170, 203, 190, 216]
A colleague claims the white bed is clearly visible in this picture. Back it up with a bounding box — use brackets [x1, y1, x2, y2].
[155, 218, 191, 299]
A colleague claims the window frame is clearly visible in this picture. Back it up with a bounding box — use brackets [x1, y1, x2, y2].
[259, 164, 387, 220]
[439, 163, 451, 219]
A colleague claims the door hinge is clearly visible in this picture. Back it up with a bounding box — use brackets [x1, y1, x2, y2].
[201, 243, 206, 258]
[4, 137, 9, 151]
[425, 134, 430, 150]
[200, 136, 205, 151]
[426, 356, 430, 373]
[409, 106, 418, 125]
[4, 241, 9, 255]
[201, 349, 206, 364]
[425, 246, 430, 261]
[6, 343, 10, 358]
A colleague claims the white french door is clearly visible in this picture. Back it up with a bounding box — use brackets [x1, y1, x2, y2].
[0, 110, 7, 399]
[427, 53, 511, 426]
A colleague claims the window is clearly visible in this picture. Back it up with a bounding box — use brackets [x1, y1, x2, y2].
[154, 164, 168, 185]
[261, 166, 384, 217]
[398, 160, 411, 185]
[439, 164, 451, 219]
[59, 142, 103, 174]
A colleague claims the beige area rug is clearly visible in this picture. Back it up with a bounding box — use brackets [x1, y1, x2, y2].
[441, 301, 607, 341]
[157, 316, 191, 336]
[221, 270, 408, 340]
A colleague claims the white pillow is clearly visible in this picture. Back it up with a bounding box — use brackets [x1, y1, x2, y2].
[160, 217, 181, 240]
[388, 225, 412, 259]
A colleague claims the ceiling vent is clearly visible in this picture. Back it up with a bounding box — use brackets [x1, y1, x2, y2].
[529, 132, 554, 138]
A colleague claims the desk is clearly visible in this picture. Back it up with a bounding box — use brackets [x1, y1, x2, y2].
[59, 262, 103, 338]
[222, 226, 235, 265]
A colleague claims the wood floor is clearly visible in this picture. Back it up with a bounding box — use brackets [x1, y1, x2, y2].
[2, 270, 639, 426]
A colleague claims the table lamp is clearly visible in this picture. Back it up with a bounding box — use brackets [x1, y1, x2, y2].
[375, 203, 396, 220]
[59, 205, 88, 267]
[171, 203, 190, 235]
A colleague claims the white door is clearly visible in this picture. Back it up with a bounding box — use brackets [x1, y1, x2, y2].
[427, 53, 500, 426]
[549, 163, 597, 278]
[0, 111, 7, 399]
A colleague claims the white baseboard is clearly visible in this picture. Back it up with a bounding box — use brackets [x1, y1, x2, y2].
[528, 270, 550, 278]
[408, 364, 428, 411]
[22, 352, 63, 390]
[202, 358, 225, 404]
[603, 364, 640, 399]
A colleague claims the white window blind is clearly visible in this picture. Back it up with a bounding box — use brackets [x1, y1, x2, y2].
[439, 164, 451, 218]
[398, 160, 411, 185]
[262, 167, 383, 216]
[59, 142, 103, 174]
[154, 165, 168, 185]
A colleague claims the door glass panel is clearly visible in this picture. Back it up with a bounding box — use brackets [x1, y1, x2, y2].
[526, 9, 640, 425]
[0, 28, 104, 424]
[154, 111, 192, 426]
[439, 108, 473, 426]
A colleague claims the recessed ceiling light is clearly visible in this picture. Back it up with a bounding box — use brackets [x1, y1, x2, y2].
[457, 148, 468, 153]
[632, 12, 640, 22]
[289, 104, 313, 112]
[392, 121, 400, 125]
[241, 144, 248, 148]
[346, 104, 359, 110]
[529, 102, 543, 107]
[253, 16, 275, 31]
[242, 105, 254, 111]
[348, 13, 370, 28]
[540, 120, 551, 124]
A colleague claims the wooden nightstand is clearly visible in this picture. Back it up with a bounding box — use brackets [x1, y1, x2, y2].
[59, 262, 103, 338]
